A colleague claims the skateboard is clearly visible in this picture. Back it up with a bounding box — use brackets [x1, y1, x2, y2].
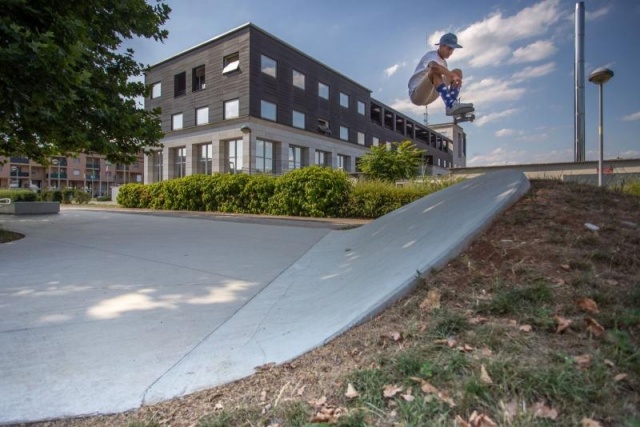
[449, 104, 475, 124]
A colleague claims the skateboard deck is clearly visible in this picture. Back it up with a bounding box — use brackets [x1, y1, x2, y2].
[454, 112, 475, 124]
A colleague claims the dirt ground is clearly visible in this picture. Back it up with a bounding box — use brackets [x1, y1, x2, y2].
[16, 179, 640, 427]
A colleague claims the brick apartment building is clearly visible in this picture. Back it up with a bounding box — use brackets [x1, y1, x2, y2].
[0, 154, 144, 195]
[143, 23, 467, 182]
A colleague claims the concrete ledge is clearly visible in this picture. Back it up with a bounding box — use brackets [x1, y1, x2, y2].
[0, 201, 60, 215]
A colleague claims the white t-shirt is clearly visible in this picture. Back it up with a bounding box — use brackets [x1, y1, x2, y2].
[408, 50, 447, 95]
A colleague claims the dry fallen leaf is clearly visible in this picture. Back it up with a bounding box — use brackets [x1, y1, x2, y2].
[532, 402, 559, 420]
[555, 316, 573, 333]
[468, 316, 489, 325]
[614, 373, 628, 382]
[480, 347, 493, 357]
[581, 418, 603, 427]
[574, 354, 592, 369]
[577, 298, 599, 314]
[307, 396, 327, 408]
[401, 390, 415, 402]
[502, 399, 519, 421]
[420, 289, 441, 311]
[345, 383, 359, 399]
[560, 264, 572, 271]
[519, 324, 533, 332]
[469, 410, 498, 427]
[389, 331, 403, 342]
[604, 359, 615, 367]
[585, 317, 605, 337]
[480, 365, 493, 384]
[383, 384, 403, 398]
[455, 415, 471, 427]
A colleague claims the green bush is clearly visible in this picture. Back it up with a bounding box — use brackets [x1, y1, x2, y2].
[41, 190, 62, 202]
[97, 195, 111, 202]
[343, 180, 429, 218]
[0, 189, 38, 202]
[61, 188, 74, 204]
[269, 166, 351, 217]
[240, 174, 276, 214]
[72, 189, 91, 204]
[622, 179, 640, 196]
[117, 183, 148, 208]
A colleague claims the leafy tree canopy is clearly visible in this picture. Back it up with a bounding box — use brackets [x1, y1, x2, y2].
[357, 140, 426, 182]
[0, 0, 171, 164]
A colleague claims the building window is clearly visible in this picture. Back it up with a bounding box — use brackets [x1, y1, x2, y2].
[174, 72, 186, 97]
[223, 52, 240, 74]
[173, 147, 186, 178]
[357, 132, 365, 146]
[288, 145, 302, 170]
[292, 110, 305, 129]
[315, 150, 330, 167]
[340, 126, 349, 141]
[228, 139, 243, 173]
[261, 100, 276, 121]
[372, 137, 379, 147]
[224, 99, 239, 119]
[192, 65, 205, 91]
[172, 113, 183, 130]
[318, 82, 329, 100]
[337, 154, 347, 171]
[293, 69, 305, 89]
[256, 139, 274, 174]
[196, 106, 209, 125]
[151, 82, 161, 99]
[340, 92, 349, 108]
[261, 54, 277, 77]
[318, 118, 331, 136]
[197, 143, 213, 174]
[152, 151, 163, 181]
[357, 101, 365, 115]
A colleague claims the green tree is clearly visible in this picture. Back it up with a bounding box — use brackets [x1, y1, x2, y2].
[357, 141, 426, 182]
[0, 0, 171, 164]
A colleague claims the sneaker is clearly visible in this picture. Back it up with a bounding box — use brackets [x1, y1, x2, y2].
[446, 102, 474, 116]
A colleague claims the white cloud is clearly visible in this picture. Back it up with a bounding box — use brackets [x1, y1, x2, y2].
[622, 111, 640, 121]
[586, 6, 611, 21]
[468, 147, 573, 166]
[495, 128, 518, 137]
[512, 62, 556, 81]
[475, 108, 520, 127]
[438, 0, 563, 69]
[464, 79, 526, 107]
[384, 64, 400, 78]
[509, 40, 557, 64]
[389, 97, 429, 117]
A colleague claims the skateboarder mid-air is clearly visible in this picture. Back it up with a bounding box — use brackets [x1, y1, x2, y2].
[408, 32, 474, 119]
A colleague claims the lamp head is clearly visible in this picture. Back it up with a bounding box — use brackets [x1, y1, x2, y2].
[589, 67, 614, 85]
[240, 125, 251, 134]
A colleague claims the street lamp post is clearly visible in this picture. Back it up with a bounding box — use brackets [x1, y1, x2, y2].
[588, 67, 614, 187]
[52, 159, 61, 189]
[10, 166, 17, 188]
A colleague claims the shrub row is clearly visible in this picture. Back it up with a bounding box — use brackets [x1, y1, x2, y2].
[0, 189, 91, 204]
[117, 167, 460, 219]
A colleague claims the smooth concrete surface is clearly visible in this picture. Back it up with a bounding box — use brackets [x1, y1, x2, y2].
[0, 170, 529, 424]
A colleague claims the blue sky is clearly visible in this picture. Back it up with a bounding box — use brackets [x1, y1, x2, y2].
[129, 0, 639, 166]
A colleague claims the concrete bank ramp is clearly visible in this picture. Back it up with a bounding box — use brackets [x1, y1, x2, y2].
[144, 169, 530, 403]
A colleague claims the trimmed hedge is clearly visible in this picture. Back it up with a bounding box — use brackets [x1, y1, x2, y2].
[0, 189, 38, 202]
[117, 169, 460, 219]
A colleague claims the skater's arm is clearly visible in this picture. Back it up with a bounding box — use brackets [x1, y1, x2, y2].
[428, 61, 461, 84]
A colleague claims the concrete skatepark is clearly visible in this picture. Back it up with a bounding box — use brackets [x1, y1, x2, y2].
[0, 170, 530, 424]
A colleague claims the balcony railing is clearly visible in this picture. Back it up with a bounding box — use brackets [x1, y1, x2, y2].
[86, 162, 101, 169]
[10, 157, 29, 164]
[49, 173, 68, 179]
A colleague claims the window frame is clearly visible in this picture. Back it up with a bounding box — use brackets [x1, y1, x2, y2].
[318, 82, 329, 100]
[293, 69, 305, 90]
[292, 110, 305, 129]
[174, 72, 186, 97]
[151, 82, 161, 99]
[224, 99, 239, 120]
[171, 113, 183, 130]
[260, 100, 277, 121]
[192, 65, 206, 91]
[196, 106, 209, 125]
[223, 52, 240, 74]
[261, 54, 277, 78]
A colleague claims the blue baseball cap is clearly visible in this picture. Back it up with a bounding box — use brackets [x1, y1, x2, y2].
[436, 33, 462, 49]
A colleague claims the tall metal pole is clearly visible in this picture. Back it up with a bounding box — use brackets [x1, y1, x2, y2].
[574, 2, 586, 162]
[597, 83, 604, 187]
